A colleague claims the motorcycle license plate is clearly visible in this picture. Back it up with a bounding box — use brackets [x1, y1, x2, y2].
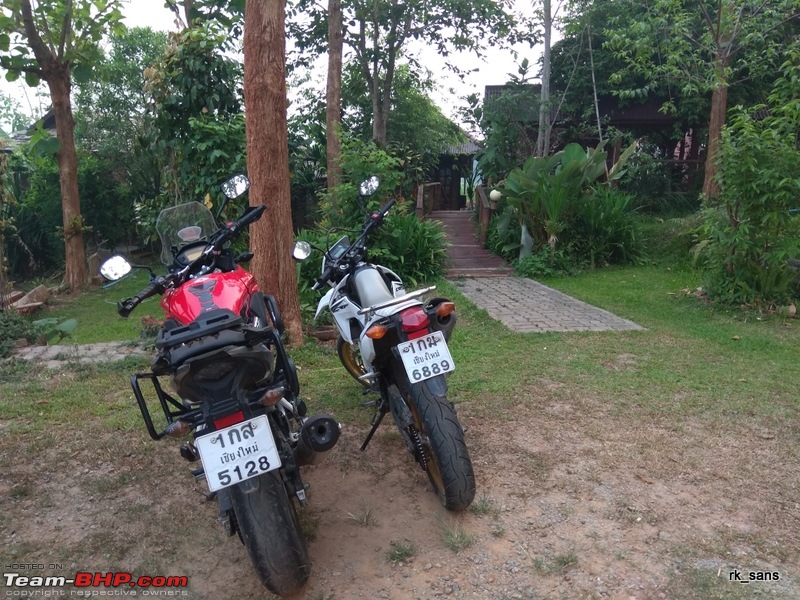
[195, 415, 281, 492]
[396, 330, 455, 383]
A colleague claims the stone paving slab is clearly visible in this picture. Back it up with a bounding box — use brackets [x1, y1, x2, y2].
[451, 276, 644, 333]
[10, 341, 149, 369]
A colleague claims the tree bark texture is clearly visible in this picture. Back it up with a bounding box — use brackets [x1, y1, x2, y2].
[244, 0, 303, 346]
[19, 0, 88, 292]
[326, 0, 343, 189]
[49, 70, 88, 292]
[702, 56, 729, 200]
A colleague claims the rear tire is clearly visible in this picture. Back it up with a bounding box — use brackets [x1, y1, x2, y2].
[405, 380, 476, 511]
[336, 335, 369, 388]
[229, 471, 309, 595]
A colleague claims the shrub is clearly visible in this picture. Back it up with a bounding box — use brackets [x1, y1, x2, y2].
[0, 310, 36, 358]
[514, 247, 573, 279]
[694, 56, 800, 306]
[572, 186, 643, 268]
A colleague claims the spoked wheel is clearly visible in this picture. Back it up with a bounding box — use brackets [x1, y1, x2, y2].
[403, 380, 476, 511]
[336, 335, 370, 388]
[229, 471, 310, 596]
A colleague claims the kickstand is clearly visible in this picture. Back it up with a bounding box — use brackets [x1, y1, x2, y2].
[360, 406, 387, 451]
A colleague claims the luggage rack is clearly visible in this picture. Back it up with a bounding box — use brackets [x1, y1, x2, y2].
[130, 372, 199, 441]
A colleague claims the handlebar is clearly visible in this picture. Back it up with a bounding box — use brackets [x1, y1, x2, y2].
[313, 198, 396, 291]
[115, 200, 267, 318]
[117, 277, 167, 318]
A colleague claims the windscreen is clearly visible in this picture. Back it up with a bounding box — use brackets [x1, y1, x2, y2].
[155, 202, 218, 265]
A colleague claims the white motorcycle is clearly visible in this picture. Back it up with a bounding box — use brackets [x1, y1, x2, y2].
[293, 177, 475, 511]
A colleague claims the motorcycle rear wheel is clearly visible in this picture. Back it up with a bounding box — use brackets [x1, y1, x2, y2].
[405, 380, 476, 511]
[229, 471, 310, 595]
[336, 335, 369, 388]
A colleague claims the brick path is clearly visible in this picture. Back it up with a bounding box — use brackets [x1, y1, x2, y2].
[431, 211, 643, 333]
[452, 277, 643, 333]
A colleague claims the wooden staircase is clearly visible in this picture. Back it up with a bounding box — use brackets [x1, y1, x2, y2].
[429, 210, 513, 278]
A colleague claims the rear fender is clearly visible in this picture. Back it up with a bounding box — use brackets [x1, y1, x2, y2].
[416, 374, 448, 397]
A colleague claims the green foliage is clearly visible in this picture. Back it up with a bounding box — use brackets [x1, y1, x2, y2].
[0, 310, 36, 358]
[694, 58, 800, 305]
[4, 152, 137, 277]
[74, 27, 169, 208]
[494, 141, 640, 272]
[573, 186, 643, 268]
[0, 0, 126, 84]
[297, 136, 448, 315]
[317, 134, 403, 229]
[515, 247, 573, 279]
[470, 60, 540, 184]
[31, 317, 77, 342]
[0, 91, 29, 136]
[342, 64, 466, 183]
[142, 22, 244, 207]
[370, 213, 448, 286]
[0, 310, 76, 357]
[288, 0, 535, 143]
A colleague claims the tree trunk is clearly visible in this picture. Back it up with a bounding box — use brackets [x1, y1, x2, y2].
[48, 68, 88, 292]
[702, 70, 728, 200]
[372, 94, 388, 146]
[535, 0, 552, 157]
[243, 0, 303, 346]
[326, 0, 343, 189]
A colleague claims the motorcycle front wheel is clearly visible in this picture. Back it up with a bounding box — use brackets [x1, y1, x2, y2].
[404, 379, 476, 511]
[229, 471, 309, 596]
[336, 335, 369, 388]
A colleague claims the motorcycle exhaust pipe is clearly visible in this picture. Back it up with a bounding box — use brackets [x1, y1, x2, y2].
[294, 414, 341, 466]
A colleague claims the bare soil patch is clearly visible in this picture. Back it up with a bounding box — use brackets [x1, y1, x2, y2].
[2, 375, 798, 600]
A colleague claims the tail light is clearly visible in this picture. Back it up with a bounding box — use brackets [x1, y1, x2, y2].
[400, 306, 430, 340]
[214, 411, 244, 429]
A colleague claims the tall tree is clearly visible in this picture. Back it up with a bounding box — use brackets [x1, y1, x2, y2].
[289, 0, 536, 146]
[536, 0, 564, 157]
[0, 0, 125, 291]
[604, 0, 800, 199]
[244, 0, 303, 345]
[326, 0, 343, 189]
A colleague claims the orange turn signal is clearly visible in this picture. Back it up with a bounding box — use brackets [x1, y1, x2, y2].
[163, 420, 192, 438]
[366, 324, 389, 339]
[262, 386, 286, 407]
[435, 301, 456, 318]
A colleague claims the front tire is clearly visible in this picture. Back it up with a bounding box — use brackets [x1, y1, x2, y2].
[405, 380, 476, 511]
[336, 335, 369, 388]
[229, 471, 310, 596]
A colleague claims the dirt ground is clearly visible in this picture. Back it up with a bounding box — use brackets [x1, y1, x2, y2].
[2, 368, 799, 600]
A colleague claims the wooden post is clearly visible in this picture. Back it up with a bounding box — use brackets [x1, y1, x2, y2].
[416, 184, 425, 219]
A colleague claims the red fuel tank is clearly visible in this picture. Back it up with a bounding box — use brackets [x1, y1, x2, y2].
[161, 267, 258, 324]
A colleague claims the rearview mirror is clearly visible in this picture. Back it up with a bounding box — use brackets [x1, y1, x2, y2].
[359, 176, 380, 197]
[99, 255, 132, 281]
[292, 241, 312, 262]
[221, 174, 251, 199]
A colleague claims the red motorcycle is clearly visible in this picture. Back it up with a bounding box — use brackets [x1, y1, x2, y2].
[100, 175, 337, 596]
